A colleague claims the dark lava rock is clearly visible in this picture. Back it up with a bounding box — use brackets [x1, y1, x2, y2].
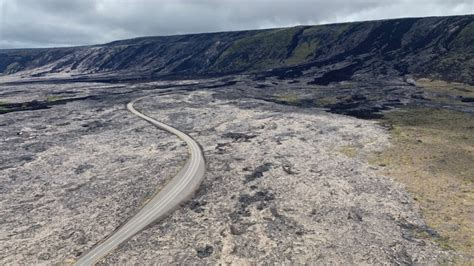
[282, 164, 297, 175]
[390, 246, 414, 265]
[0, 100, 50, 114]
[328, 102, 386, 119]
[215, 143, 230, 154]
[309, 63, 359, 85]
[239, 190, 275, 208]
[81, 121, 106, 132]
[230, 190, 276, 221]
[74, 164, 94, 174]
[244, 163, 272, 183]
[461, 97, 474, 103]
[347, 208, 363, 222]
[398, 218, 440, 242]
[230, 223, 247, 235]
[229, 208, 251, 222]
[19, 155, 35, 162]
[196, 245, 214, 258]
[266, 207, 305, 237]
[188, 200, 207, 213]
[38, 253, 50, 261]
[223, 132, 257, 142]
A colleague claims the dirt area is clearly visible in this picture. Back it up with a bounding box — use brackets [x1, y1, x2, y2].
[370, 107, 474, 263]
[416, 78, 474, 100]
[415, 79, 474, 109]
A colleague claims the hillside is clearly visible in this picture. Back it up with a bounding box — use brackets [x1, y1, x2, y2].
[0, 15, 473, 84]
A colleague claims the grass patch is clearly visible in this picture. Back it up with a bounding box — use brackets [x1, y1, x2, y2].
[215, 27, 302, 72]
[317, 96, 348, 106]
[451, 21, 474, 50]
[273, 93, 346, 108]
[371, 107, 474, 258]
[276, 93, 299, 105]
[272, 93, 317, 108]
[0, 100, 10, 113]
[46, 95, 63, 103]
[416, 78, 474, 99]
[286, 39, 319, 65]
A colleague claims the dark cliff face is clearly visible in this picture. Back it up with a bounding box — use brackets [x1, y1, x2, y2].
[1, 15, 473, 83]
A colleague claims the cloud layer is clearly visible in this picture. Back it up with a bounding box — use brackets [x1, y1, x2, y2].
[0, 0, 473, 48]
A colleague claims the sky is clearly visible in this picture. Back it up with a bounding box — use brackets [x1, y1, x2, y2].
[0, 0, 473, 49]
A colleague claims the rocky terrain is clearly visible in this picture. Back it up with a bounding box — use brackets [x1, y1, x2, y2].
[0, 14, 473, 265]
[1, 73, 472, 264]
[101, 89, 450, 264]
[0, 81, 189, 263]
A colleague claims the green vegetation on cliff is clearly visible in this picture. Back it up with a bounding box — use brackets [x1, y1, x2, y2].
[0, 15, 473, 84]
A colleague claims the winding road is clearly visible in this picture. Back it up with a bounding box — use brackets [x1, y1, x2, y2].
[75, 97, 206, 265]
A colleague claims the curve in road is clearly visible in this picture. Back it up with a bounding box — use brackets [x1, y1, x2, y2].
[75, 97, 206, 265]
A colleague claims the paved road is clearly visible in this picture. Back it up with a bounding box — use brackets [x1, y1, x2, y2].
[75, 97, 206, 265]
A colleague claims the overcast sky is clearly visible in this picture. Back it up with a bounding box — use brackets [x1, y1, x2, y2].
[0, 0, 473, 49]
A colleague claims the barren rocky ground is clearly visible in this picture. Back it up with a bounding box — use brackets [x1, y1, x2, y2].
[0, 77, 460, 264]
[103, 90, 451, 264]
[1, 14, 473, 265]
[0, 82, 189, 264]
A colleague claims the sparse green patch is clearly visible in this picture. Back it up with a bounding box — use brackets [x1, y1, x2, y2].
[333, 23, 353, 37]
[302, 23, 352, 38]
[427, 51, 474, 83]
[286, 40, 319, 65]
[4, 62, 23, 74]
[337, 145, 358, 158]
[271, 93, 350, 109]
[451, 21, 474, 50]
[276, 93, 299, 105]
[371, 107, 474, 258]
[301, 25, 326, 35]
[0, 101, 10, 113]
[424, 22, 474, 83]
[317, 96, 347, 106]
[213, 24, 349, 72]
[414, 228, 455, 251]
[215, 27, 302, 72]
[416, 78, 474, 99]
[272, 93, 318, 108]
[46, 95, 63, 103]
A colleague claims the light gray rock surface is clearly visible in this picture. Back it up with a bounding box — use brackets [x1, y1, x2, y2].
[0, 81, 451, 264]
[104, 90, 449, 264]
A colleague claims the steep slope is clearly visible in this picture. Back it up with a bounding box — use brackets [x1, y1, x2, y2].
[0, 15, 473, 83]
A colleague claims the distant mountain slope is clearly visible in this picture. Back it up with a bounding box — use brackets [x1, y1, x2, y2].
[1, 15, 473, 83]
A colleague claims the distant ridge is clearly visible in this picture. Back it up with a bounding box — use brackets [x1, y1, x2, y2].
[1, 15, 473, 84]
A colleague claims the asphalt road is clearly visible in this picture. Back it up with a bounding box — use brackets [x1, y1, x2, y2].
[75, 97, 206, 265]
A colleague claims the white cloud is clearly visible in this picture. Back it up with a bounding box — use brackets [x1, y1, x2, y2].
[0, 0, 472, 48]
